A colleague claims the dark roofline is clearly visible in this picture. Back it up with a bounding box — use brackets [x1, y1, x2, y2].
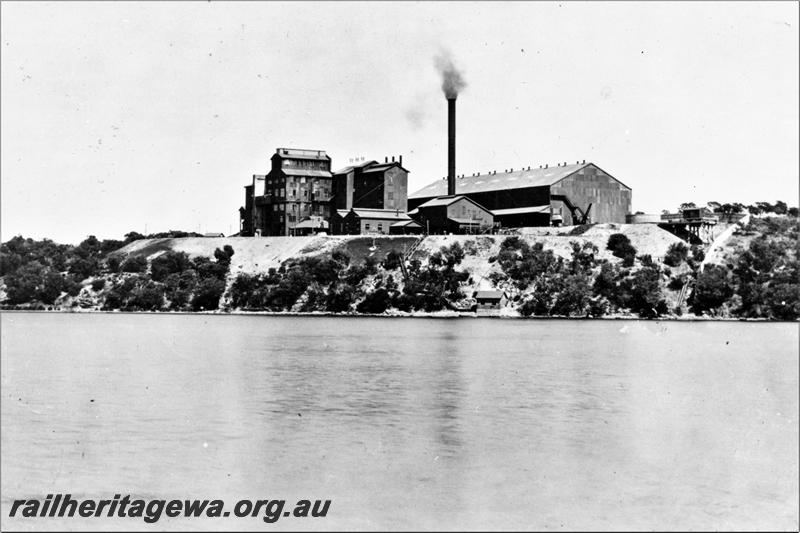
[332, 160, 379, 175]
[363, 161, 409, 173]
[271, 149, 331, 161]
[419, 194, 492, 213]
[410, 162, 631, 200]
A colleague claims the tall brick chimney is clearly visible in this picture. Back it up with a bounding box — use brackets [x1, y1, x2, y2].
[447, 96, 456, 196]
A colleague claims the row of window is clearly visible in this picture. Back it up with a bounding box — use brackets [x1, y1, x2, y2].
[281, 159, 329, 171]
[270, 204, 331, 216]
[268, 176, 329, 187]
[363, 222, 384, 232]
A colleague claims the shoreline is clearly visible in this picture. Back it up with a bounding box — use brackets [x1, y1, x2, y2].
[0, 307, 794, 323]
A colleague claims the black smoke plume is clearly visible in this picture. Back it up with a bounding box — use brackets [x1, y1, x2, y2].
[434, 50, 466, 99]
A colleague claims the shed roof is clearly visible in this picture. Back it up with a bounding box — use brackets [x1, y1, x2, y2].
[410, 162, 607, 199]
[363, 162, 409, 173]
[417, 195, 492, 213]
[294, 218, 329, 229]
[349, 208, 411, 221]
[391, 219, 423, 228]
[474, 290, 505, 300]
[332, 160, 377, 175]
[492, 205, 550, 216]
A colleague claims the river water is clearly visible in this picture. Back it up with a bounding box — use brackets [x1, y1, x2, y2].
[1, 313, 797, 531]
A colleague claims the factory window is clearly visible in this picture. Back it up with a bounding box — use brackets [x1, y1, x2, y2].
[388, 192, 393, 200]
[377, 223, 383, 232]
[279, 204, 285, 212]
[365, 223, 370, 231]
[288, 214, 296, 222]
[300, 177, 306, 183]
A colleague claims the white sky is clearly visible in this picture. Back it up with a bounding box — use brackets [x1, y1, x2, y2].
[2, 1, 798, 244]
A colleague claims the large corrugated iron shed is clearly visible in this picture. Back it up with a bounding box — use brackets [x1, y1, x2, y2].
[409, 162, 628, 198]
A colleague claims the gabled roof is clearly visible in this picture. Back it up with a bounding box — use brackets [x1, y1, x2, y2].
[491, 205, 550, 216]
[348, 208, 410, 221]
[416, 195, 467, 208]
[416, 195, 491, 213]
[409, 162, 618, 199]
[333, 160, 378, 175]
[294, 218, 329, 229]
[391, 219, 423, 228]
[474, 290, 506, 299]
[363, 162, 409, 174]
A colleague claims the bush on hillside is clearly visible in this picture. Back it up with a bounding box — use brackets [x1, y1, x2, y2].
[663, 242, 689, 267]
[691, 264, 734, 315]
[150, 251, 193, 282]
[607, 233, 637, 265]
[191, 277, 226, 311]
[120, 256, 148, 273]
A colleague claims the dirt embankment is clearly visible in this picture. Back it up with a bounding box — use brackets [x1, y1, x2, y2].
[114, 224, 685, 296]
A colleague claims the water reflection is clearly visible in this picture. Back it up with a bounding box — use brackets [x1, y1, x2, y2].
[1, 314, 797, 531]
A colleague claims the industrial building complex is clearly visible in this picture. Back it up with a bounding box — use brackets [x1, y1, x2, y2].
[239, 153, 632, 236]
[238, 89, 633, 235]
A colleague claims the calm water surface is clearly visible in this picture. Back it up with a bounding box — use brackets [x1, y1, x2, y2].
[1, 313, 797, 531]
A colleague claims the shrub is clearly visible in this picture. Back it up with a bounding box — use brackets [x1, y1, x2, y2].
[150, 251, 192, 282]
[331, 250, 351, 268]
[664, 242, 689, 267]
[382, 250, 403, 271]
[326, 284, 356, 313]
[551, 274, 593, 316]
[191, 277, 226, 311]
[106, 256, 121, 272]
[607, 233, 637, 264]
[764, 282, 800, 320]
[214, 246, 234, 266]
[91, 279, 106, 292]
[127, 281, 165, 311]
[625, 266, 668, 318]
[568, 242, 598, 274]
[68, 257, 101, 280]
[120, 256, 147, 273]
[3, 262, 45, 304]
[357, 288, 391, 314]
[691, 265, 734, 314]
[192, 256, 228, 280]
[39, 270, 66, 304]
[690, 245, 705, 263]
[264, 269, 310, 311]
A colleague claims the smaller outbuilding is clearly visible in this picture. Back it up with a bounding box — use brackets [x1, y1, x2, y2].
[473, 289, 509, 315]
[335, 208, 412, 235]
[410, 195, 494, 234]
[389, 219, 424, 235]
[474, 290, 508, 308]
[293, 216, 329, 236]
